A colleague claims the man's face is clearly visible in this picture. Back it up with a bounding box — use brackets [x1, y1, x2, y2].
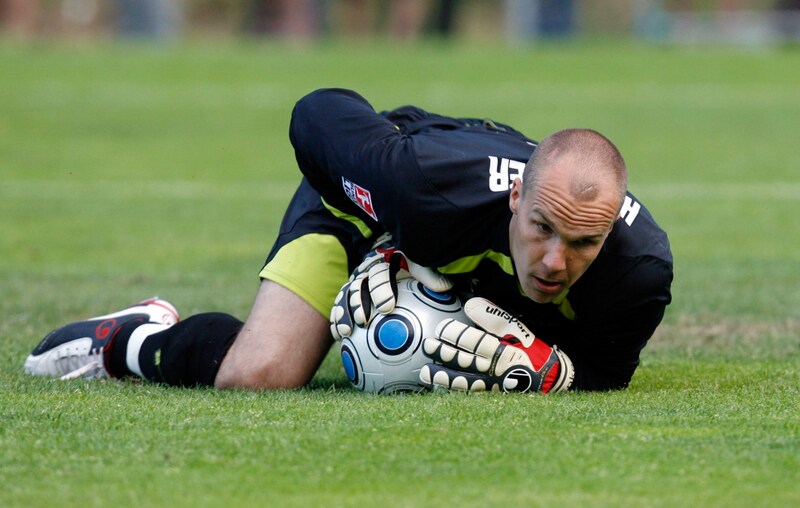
[508, 164, 620, 304]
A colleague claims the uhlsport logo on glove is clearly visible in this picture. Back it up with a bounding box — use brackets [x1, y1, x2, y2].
[483, 304, 533, 346]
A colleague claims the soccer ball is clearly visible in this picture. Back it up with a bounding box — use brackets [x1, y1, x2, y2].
[340, 279, 469, 394]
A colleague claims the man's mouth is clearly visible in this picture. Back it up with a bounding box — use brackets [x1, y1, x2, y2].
[532, 276, 563, 293]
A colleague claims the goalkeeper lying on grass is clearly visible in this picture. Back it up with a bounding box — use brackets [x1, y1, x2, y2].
[25, 88, 673, 393]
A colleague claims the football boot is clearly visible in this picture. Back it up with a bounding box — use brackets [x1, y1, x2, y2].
[24, 297, 179, 380]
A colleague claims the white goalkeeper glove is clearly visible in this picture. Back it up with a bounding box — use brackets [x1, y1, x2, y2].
[420, 297, 574, 394]
[330, 235, 452, 341]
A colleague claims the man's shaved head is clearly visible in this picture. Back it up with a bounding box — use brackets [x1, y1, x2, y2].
[523, 128, 628, 211]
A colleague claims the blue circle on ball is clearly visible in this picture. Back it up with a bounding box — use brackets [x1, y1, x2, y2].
[418, 282, 456, 304]
[341, 350, 357, 382]
[378, 319, 409, 350]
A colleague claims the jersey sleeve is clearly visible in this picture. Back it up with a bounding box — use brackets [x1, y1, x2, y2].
[289, 88, 409, 222]
[289, 88, 517, 266]
[290, 89, 441, 248]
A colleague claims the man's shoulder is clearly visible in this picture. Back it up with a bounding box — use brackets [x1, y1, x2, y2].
[387, 123, 536, 264]
[605, 192, 672, 265]
[404, 127, 536, 209]
[570, 192, 673, 312]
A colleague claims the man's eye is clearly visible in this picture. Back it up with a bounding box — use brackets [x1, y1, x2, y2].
[575, 237, 600, 248]
[534, 222, 552, 234]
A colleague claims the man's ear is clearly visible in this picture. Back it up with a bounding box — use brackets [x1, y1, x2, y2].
[509, 178, 523, 214]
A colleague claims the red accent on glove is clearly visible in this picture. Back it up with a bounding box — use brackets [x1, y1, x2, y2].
[376, 247, 396, 260]
[377, 247, 409, 272]
[501, 336, 561, 394]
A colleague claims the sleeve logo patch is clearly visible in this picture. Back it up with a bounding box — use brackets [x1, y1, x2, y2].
[342, 177, 378, 221]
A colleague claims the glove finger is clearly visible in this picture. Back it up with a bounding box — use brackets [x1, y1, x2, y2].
[367, 261, 397, 314]
[406, 259, 453, 293]
[352, 250, 384, 279]
[350, 275, 374, 327]
[464, 297, 536, 348]
[422, 336, 452, 362]
[419, 364, 495, 393]
[329, 304, 350, 341]
[435, 318, 501, 364]
[369, 231, 394, 250]
[330, 283, 355, 340]
[423, 336, 492, 373]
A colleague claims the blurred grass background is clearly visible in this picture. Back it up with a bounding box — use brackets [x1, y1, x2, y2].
[1, 5, 799, 505]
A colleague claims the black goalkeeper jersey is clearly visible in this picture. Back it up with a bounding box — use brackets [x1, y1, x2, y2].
[290, 88, 673, 391]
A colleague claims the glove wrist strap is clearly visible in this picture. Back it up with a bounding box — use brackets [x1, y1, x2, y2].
[548, 346, 575, 393]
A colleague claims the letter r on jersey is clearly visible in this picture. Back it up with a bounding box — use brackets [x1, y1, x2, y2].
[488, 156, 525, 192]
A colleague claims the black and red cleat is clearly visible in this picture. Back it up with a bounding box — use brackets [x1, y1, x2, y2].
[24, 298, 179, 380]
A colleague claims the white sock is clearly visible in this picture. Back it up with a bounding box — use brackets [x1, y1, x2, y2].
[126, 323, 171, 378]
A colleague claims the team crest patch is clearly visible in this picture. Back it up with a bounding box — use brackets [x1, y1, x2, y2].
[342, 177, 378, 220]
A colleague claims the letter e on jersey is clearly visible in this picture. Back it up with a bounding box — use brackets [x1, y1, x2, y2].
[488, 156, 525, 192]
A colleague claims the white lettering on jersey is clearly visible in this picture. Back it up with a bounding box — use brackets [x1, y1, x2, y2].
[619, 195, 641, 226]
[488, 156, 525, 192]
[342, 177, 378, 220]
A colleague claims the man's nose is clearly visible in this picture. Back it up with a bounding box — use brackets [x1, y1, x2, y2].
[542, 240, 567, 273]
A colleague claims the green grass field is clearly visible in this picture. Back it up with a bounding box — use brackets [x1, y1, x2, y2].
[1, 39, 798, 507]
